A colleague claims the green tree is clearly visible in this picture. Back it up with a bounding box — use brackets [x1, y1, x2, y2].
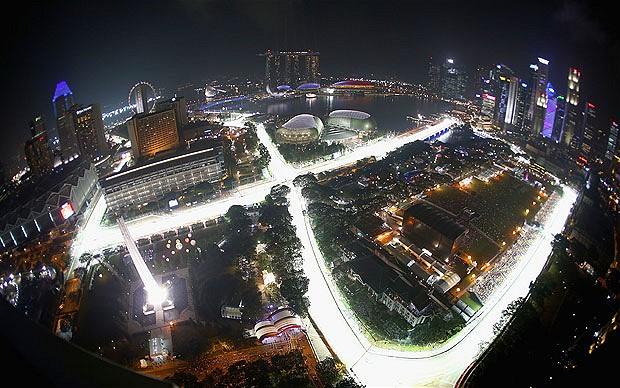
[317, 357, 343, 386]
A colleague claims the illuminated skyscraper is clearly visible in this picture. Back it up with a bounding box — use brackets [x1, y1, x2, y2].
[52, 81, 74, 118]
[75, 104, 108, 161]
[504, 76, 520, 128]
[560, 67, 581, 147]
[542, 82, 557, 138]
[605, 120, 619, 162]
[481, 94, 496, 121]
[578, 102, 598, 165]
[263, 50, 320, 90]
[490, 64, 514, 128]
[551, 95, 566, 142]
[510, 81, 531, 135]
[527, 58, 550, 136]
[427, 57, 442, 96]
[127, 109, 180, 160]
[440, 58, 467, 100]
[57, 105, 80, 160]
[155, 96, 188, 130]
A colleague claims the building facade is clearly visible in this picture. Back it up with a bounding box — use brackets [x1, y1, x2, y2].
[605, 120, 619, 162]
[57, 106, 81, 161]
[52, 81, 74, 119]
[561, 67, 581, 147]
[25, 130, 54, 177]
[263, 50, 320, 90]
[155, 97, 188, 131]
[75, 104, 108, 161]
[0, 162, 98, 249]
[440, 58, 467, 100]
[101, 146, 225, 212]
[127, 109, 180, 160]
[527, 58, 550, 137]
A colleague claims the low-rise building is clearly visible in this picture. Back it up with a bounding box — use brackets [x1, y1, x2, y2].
[101, 144, 225, 213]
[342, 244, 432, 327]
[401, 202, 467, 261]
[0, 161, 99, 249]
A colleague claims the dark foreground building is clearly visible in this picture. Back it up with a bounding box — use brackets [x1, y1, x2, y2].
[0, 299, 176, 388]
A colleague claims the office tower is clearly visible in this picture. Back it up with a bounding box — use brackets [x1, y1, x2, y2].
[481, 94, 496, 121]
[428, 57, 442, 96]
[127, 109, 180, 160]
[560, 67, 581, 147]
[552, 95, 566, 142]
[57, 106, 80, 160]
[470, 65, 487, 101]
[155, 96, 188, 130]
[512, 81, 531, 135]
[25, 117, 54, 176]
[490, 64, 514, 128]
[542, 83, 557, 138]
[578, 102, 598, 164]
[52, 81, 74, 118]
[504, 76, 520, 128]
[605, 120, 619, 162]
[527, 58, 550, 137]
[440, 58, 467, 100]
[263, 50, 320, 90]
[75, 104, 108, 160]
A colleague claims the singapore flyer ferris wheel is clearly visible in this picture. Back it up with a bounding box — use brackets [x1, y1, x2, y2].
[128, 81, 157, 114]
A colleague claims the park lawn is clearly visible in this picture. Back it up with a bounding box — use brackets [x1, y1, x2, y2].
[428, 174, 542, 244]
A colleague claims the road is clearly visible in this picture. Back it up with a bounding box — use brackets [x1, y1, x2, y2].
[71, 118, 455, 258]
[68, 116, 578, 387]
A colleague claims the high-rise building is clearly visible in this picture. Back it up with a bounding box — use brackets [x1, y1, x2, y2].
[24, 117, 54, 177]
[527, 58, 550, 137]
[504, 76, 520, 128]
[605, 120, 619, 162]
[542, 83, 557, 138]
[481, 94, 496, 122]
[551, 95, 566, 142]
[57, 106, 80, 160]
[263, 50, 320, 90]
[578, 102, 598, 165]
[511, 81, 531, 135]
[75, 104, 108, 161]
[440, 58, 467, 100]
[427, 57, 442, 96]
[155, 96, 188, 130]
[127, 109, 180, 160]
[52, 81, 74, 119]
[490, 64, 515, 128]
[560, 67, 581, 147]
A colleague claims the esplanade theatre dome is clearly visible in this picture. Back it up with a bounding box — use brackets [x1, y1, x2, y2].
[275, 114, 324, 144]
[327, 110, 377, 134]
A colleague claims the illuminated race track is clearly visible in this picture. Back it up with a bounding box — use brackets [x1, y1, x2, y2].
[293, 185, 576, 387]
[71, 118, 455, 258]
[68, 116, 578, 387]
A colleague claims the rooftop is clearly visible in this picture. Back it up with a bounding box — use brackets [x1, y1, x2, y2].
[329, 109, 371, 120]
[53, 81, 72, 102]
[282, 114, 323, 130]
[404, 202, 467, 239]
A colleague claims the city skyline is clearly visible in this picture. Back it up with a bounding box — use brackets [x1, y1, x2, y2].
[2, 0, 619, 172]
[1, 3, 619, 387]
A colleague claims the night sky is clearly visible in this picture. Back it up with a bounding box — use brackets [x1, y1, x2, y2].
[2, 0, 618, 173]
